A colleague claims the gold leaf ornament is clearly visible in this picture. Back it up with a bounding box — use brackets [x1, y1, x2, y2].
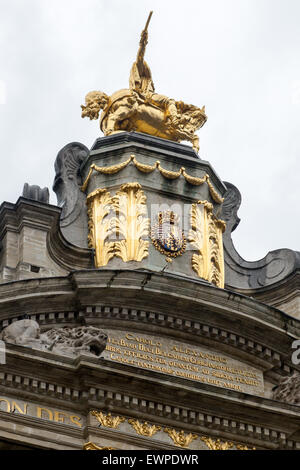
[164, 428, 198, 448]
[128, 419, 161, 437]
[91, 410, 125, 429]
[87, 189, 115, 267]
[201, 436, 234, 450]
[189, 200, 226, 288]
[112, 183, 150, 262]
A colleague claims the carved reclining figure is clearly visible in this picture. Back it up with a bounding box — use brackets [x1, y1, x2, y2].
[0, 319, 107, 358]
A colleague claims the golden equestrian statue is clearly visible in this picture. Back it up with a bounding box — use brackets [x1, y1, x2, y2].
[81, 12, 207, 153]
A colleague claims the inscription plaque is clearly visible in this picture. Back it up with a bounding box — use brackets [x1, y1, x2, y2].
[102, 330, 264, 396]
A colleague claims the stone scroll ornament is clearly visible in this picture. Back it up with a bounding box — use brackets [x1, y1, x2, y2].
[0, 320, 107, 359]
[81, 12, 207, 154]
[189, 201, 226, 288]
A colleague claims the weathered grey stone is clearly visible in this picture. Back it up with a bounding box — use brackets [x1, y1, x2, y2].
[0, 319, 107, 358]
[53, 142, 89, 248]
[22, 183, 49, 204]
[273, 372, 300, 405]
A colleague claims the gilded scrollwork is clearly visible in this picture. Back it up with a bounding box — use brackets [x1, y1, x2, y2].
[86, 188, 115, 267]
[164, 428, 198, 448]
[189, 200, 226, 288]
[91, 410, 126, 429]
[128, 419, 161, 437]
[112, 183, 150, 262]
[201, 436, 234, 450]
[83, 442, 116, 450]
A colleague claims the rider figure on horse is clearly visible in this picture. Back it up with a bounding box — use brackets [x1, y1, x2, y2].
[129, 14, 180, 129]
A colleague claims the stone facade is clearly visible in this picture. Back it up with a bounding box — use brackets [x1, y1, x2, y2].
[0, 132, 299, 450]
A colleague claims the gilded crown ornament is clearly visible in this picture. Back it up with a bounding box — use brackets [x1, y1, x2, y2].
[81, 12, 207, 153]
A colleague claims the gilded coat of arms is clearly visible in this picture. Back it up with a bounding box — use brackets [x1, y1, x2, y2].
[151, 211, 186, 262]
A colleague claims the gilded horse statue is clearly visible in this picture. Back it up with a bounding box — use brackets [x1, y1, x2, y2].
[81, 12, 207, 153]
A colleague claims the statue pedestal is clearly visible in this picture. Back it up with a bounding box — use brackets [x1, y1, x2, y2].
[80, 132, 227, 287]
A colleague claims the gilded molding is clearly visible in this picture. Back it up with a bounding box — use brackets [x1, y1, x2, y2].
[128, 419, 161, 437]
[81, 154, 223, 204]
[83, 442, 116, 450]
[201, 437, 234, 450]
[164, 428, 198, 448]
[91, 410, 125, 429]
[189, 200, 226, 288]
[86, 189, 115, 267]
[112, 183, 150, 262]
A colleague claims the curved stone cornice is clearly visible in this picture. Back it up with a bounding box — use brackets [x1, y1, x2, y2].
[0, 269, 299, 371]
[0, 197, 92, 274]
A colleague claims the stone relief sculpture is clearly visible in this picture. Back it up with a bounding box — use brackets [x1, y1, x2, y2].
[272, 372, 300, 405]
[0, 319, 107, 358]
[81, 12, 207, 153]
[53, 142, 90, 247]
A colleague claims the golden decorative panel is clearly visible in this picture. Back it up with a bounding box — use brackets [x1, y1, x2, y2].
[86, 189, 115, 267]
[81, 154, 224, 204]
[112, 183, 150, 262]
[128, 419, 161, 437]
[164, 428, 198, 448]
[189, 201, 226, 288]
[151, 210, 187, 262]
[91, 410, 125, 429]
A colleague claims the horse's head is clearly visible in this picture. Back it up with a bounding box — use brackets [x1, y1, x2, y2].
[81, 91, 109, 120]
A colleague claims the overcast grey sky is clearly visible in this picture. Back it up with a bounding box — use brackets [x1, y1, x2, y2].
[0, 0, 299, 261]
